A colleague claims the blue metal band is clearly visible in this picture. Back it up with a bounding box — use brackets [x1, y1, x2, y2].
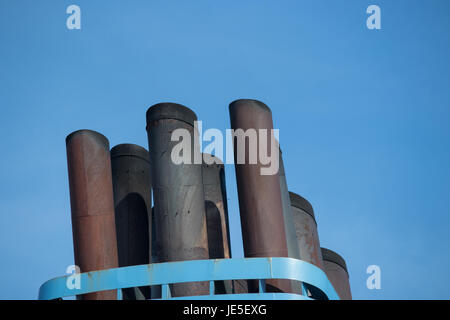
[38, 257, 339, 300]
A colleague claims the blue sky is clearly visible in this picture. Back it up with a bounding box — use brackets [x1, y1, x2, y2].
[1, 0, 449, 299]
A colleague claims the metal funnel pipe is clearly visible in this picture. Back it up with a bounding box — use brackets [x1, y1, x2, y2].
[321, 248, 352, 300]
[66, 130, 118, 300]
[111, 143, 152, 300]
[289, 192, 324, 269]
[229, 99, 289, 293]
[146, 102, 209, 297]
[290, 191, 328, 298]
[202, 153, 233, 294]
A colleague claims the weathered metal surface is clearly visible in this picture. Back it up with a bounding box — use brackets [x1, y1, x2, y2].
[150, 206, 162, 299]
[321, 248, 352, 300]
[290, 192, 324, 269]
[111, 143, 152, 300]
[146, 102, 209, 297]
[202, 153, 232, 294]
[278, 149, 302, 294]
[290, 191, 326, 298]
[66, 129, 118, 300]
[229, 99, 289, 293]
[38, 257, 339, 300]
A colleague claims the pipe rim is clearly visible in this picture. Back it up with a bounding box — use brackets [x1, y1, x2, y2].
[146, 102, 197, 127]
[321, 247, 348, 274]
[229, 99, 272, 114]
[65, 129, 109, 146]
[110, 143, 150, 163]
[289, 192, 315, 222]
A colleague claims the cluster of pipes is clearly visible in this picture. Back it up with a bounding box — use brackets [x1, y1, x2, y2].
[65, 99, 352, 300]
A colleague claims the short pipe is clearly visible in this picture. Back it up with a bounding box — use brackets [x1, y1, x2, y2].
[202, 153, 233, 294]
[321, 248, 352, 300]
[111, 143, 152, 300]
[290, 191, 326, 299]
[290, 192, 323, 269]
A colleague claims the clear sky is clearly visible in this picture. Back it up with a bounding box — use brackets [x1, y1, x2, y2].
[0, 0, 449, 299]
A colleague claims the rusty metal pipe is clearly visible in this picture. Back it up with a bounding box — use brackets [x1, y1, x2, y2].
[66, 130, 118, 300]
[146, 102, 209, 297]
[202, 153, 232, 294]
[321, 248, 352, 300]
[229, 99, 289, 293]
[290, 192, 324, 269]
[111, 144, 152, 300]
[290, 191, 326, 298]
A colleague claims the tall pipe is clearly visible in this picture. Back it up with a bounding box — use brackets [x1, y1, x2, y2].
[111, 144, 152, 300]
[229, 99, 289, 293]
[66, 130, 118, 300]
[290, 192, 325, 298]
[278, 149, 302, 294]
[202, 153, 232, 294]
[321, 248, 352, 300]
[146, 102, 209, 297]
